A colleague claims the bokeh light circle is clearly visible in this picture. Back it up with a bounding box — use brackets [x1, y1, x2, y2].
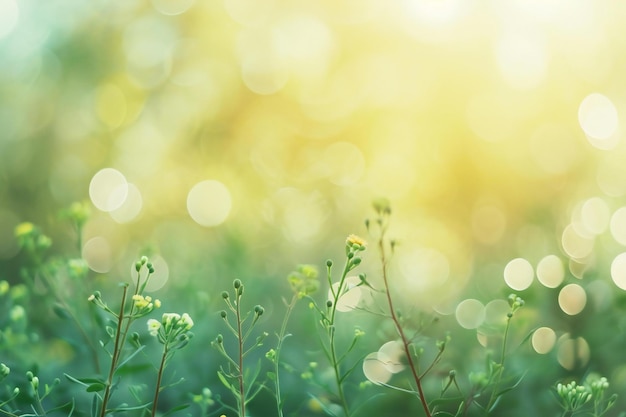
[378, 341, 405, 374]
[484, 299, 509, 326]
[580, 197, 610, 235]
[89, 168, 129, 212]
[536, 255, 564, 288]
[187, 180, 232, 227]
[557, 334, 590, 370]
[110, 183, 143, 224]
[132, 255, 169, 292]
[82, 237, 112, 273]
[610, 207, 626, 245]
[561, 224, 594, 260]
[363, 352, 392, 385]
[503, 258, 534, 291]
[558, 284, 586, 315]
[610, 253, 626, 290]
[532, 327, 556, 354]
[329, 276, 362, 312]
[455, 298, 485, 329]
[578, 93, 619, 142]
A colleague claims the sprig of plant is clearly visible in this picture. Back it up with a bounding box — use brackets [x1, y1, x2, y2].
[146, 312, 194, 417]
[77, 256, 160, 417]
[365, 198, 434, 417]
[303, 236, 367, 417]
[212, 279, 267, 417]
[556, 375, 617, 417]
[266, 264, 320, 417]
[14, 215, 99, 373]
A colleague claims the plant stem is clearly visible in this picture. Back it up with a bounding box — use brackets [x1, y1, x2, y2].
[377, 235, 432, 417]
[151, 347, 168, 417]
[100, 286, 131, 417]
[485, 315, 511, 413]
[327, 260, 352, 417]
[273, 295, 297, 417]
[236, 294, 246, 417]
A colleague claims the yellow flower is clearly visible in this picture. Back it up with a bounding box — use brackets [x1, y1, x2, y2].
[14, 222, 34, 238]
[346, 234, 367, 248]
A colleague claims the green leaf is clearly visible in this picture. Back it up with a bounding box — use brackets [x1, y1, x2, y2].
[65, 374, 105, 388]
[115, 345, 146, 371]
[87, 383, 106, 393]
[107, 401, 152, 412]
[161, 403, 190, 417]
[217, 371, 235, 393]
[267, 371, 277, 381]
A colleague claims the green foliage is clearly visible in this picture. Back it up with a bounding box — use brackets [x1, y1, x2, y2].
[1, 201, 625, 417]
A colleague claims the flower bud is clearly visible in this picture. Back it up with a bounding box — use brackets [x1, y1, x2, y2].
[254, 305, 264, 316]
[221, 291, 229, 299]
[326, 259, 332, 268]
[326, 300, 333, 308]
[216, 334, 223, 344]
[220, 310, 227, 319]
[135, 261, 142, 272]
[233, 279, 241, 289]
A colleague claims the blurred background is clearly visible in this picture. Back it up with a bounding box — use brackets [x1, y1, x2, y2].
[3, 0, 626, 415]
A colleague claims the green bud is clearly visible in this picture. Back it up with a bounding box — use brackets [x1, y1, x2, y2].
[326, 300, 333, 308]
[220, 310, 227, 319]
[31, 376, 39, 390]
[352, 257, 362, 266]
[26, 371, 34, 381]
[135, 261, 142, 272]
[254, 305, 264, 316]
[221, 291, 229, 299]
[233, 279, 242, 289]
[326, 259, 332, 268]
[141, 256, 148, 265]
[216, 334, 223, 343]
[0, 363, 9, 378]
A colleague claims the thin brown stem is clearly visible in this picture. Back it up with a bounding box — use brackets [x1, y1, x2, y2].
[151, 347, 168, 417]
[378, 237, 432, 417]
[100, 286, 129, 417]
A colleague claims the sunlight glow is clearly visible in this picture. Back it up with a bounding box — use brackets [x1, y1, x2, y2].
[187, 180, 232, 227]
[0, 0, 19, 40]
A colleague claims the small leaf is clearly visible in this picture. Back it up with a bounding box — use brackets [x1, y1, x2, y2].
[267, 371, 276, 381]
[87, 383, 106, 393]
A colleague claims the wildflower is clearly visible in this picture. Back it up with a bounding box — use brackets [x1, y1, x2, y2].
[14, 222, 35, 238]
[0, 280, 9, 296]
[179, 313, 194, 330]
[10, 305, 25, 322]
[346, 234, 367, 249]
[147, 319, 161, 336]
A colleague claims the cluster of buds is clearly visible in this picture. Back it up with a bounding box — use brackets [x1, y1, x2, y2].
[507, 294, 525, 317]
[132, 294, 161, 315]
[288, 264, 320, 298]
[135, 255, 154, 274]
[147, 312, 194, 349]
[14, 222, 52, 254]
[557, 381, 592, 411]
[345, 234, 367, 271]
